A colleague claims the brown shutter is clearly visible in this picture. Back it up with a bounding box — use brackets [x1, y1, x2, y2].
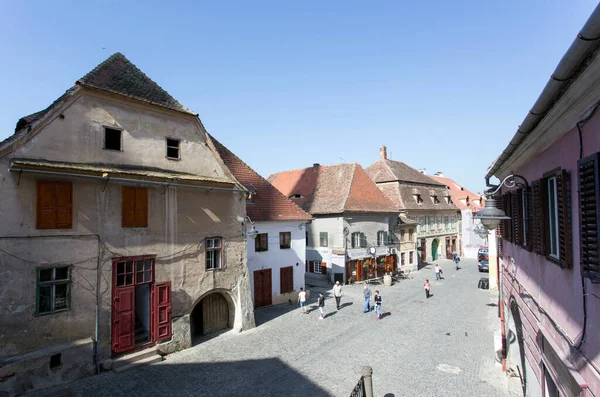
[557, 170, 572, 268]
[280, 267, 293, 294]
[503, 194, 513, 243]
[135, 187, 148, 227]
[37, 181, 72, 229]
[305, 260, 308, 272]
[122, 186, 136, 227]
[321, 261, 327, 275]
[309, 261, 314, 273]
[526, 187, 534, 252]
[578, 153, 600, 281]
[532, 180, 544, 254]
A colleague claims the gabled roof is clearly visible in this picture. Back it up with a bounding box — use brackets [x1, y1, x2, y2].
[77, 52, 195, 115]
[429, 175, 485, 212]
[210, 136, 312, 222]
[365, 158, 445, 186]
[268, 163, 398, 215]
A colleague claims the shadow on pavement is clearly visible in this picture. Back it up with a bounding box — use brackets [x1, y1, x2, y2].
[43, 358, 333, 397]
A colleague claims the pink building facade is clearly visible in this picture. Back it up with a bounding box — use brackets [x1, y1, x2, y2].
[486, 5, 600, 396]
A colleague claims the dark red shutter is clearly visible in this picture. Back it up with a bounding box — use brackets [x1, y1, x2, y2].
[305, 260, 308, 272]
[154, 282, 172, 342]
[512, 190, 523, 246]
[309, 261, 314, 273]
[556, 170, 572, 268]
[112, 286, 136, 353]
[321, 262, 327, 275]
[578, 153, 600, 281]
[526, 187, 534, 252]
[532, 180, 544, 254]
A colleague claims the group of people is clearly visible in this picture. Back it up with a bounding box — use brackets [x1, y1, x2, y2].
[298, 256, 462, 317]
[297, 281, 383, 320]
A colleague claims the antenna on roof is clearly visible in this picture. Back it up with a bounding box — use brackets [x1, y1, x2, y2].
[338, 156, 347, 162]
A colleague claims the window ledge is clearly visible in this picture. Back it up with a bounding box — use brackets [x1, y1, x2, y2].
[206, 267, 225, 272]
[165, 156, 181, 161]
[545, 255, 563, 267]
[35, 308, 70, 317]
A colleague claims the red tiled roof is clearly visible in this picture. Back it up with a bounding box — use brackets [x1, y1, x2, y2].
[269, 163, 398, 215]
[429, 175, 485, 212]
[210, 136, 312, 222]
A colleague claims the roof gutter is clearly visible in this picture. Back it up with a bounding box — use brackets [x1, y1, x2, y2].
[485, 3, 600, 183]
[9, 167, 250, 194]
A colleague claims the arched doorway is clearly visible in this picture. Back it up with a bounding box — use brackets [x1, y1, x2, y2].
[432, 239, 439, 261]
[190, 292, 232, 340]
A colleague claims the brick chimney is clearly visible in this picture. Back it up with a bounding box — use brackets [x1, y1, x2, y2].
[380, 146, 387, 160]
[313, 163, 320, 173]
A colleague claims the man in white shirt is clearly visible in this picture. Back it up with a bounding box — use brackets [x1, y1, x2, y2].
[333, 281, 342, 310]
[435, 264, 443, 280]
[297, 287, 307, 314]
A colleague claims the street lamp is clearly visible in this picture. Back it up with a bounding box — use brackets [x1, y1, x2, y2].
[474, 174, 528, 231]
[243, 216, 259, 239]
[473, 224, 489, 239]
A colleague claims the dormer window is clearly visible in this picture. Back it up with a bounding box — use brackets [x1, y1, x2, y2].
[412, 188, 423, 204]
[290, 194, 304, 199]
[166, 138, 181, 159]
[104, 127, 122, 151]
[432, 195, 440, 204]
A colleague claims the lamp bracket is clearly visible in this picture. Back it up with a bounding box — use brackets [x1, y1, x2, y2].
[485, 174, 529, 196]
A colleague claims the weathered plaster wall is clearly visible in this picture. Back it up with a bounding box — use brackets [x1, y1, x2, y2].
[0, 91, 255, 395]
[247, 221, 306, 304]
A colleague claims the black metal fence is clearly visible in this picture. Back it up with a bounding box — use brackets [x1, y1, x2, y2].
[349, 366, 373, 397]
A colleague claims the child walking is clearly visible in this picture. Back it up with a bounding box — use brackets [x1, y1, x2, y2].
[317, 292, 325, 319]
[297, 287, 307, 314]
[374, 290, 382, 320]
[424, 279, 431, 298]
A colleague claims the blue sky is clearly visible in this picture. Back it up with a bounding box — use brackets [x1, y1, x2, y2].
[1, 1, 597, 193]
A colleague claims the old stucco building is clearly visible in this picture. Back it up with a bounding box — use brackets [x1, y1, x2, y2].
[0, 53, 255, 396]
[365, 146, 460, 263]
[269, 163, 400, 284]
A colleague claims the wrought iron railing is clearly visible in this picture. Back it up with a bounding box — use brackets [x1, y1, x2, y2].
[349, 376, 365, 397]
[349, 366, 373, 397]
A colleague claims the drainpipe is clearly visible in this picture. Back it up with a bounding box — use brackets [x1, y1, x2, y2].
[94, 237, 101, 374]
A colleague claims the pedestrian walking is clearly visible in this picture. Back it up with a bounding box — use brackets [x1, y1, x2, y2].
[424, 279, 431, 298]
[333, 281, 342, 310]
[317, 292, 325, 319]
[297, 287, 307, 314]
[363, 285, 372, 313]
[374, 290, 382, 320]
[435, 264, 443, 280]
[454, 255, 461, 270]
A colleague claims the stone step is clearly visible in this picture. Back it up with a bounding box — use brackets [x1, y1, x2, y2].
[114, 354, 162, 373]
[113, 347, 161, 370]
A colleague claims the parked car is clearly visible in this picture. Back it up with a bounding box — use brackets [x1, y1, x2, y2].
[478, 247, 489, 262]
[478, 260, 489, 272]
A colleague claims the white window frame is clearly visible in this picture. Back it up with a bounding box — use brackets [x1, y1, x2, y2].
[444, 216, 449, 229]
[166, 137, 181, 160]
[419, 216, 426, 233]
[547, 176, 559, 259]
[400, 252, 406, 266]
[206, 237, 222, 269]
[429, 216, 434, 231]
[313, 261, 322, 274]
[377, 231, 387, 246]
[409, 251, 414, 264]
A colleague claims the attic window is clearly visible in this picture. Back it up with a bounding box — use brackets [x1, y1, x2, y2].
[104, 127, 122, 151]
[433, 195, 440, 204]
[166, 138, 180, 159]
[290, 194, 304, 199]
[416, 194, 423, 204]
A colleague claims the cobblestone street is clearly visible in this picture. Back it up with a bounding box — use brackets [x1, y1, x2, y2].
[43, 258, 508, 397]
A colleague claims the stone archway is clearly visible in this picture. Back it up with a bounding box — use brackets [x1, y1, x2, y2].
[190, 291, 235, 340]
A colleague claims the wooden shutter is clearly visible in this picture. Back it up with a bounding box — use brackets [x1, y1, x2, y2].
[532, 180, 544, 255]
[503, 194, 513, 243]
[154, 282, 172, 342]
[305, 260, 308, 272]
[526, 187, 534, 252]
[578, 153, 600, 281]
[321, 262, 327, 275]
[556, 170, 572, 268]
[309, 261, 314, 273]
[280, 266, 293, 294]
[122, 186, 148, 228]
[37, 181, 72, 229]
[512, 190, 523, 246]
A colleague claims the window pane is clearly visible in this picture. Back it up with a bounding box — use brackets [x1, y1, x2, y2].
[126, 261, 133, 274]
[207, 252, 213, 269]
[144, 259, 152, 282]
[213, 238, 221, 248]
[54, 267, 69, 280]
[136, 260, 144, 273]
[117, 262, 125, 275]
[136, 270, 144, 283]
[214, 250, 221, 269]
[38, 285, 52, 313]
[117, 274, 125, 287]
[125, 274, 133, 285]
[55, 284, 68, 310]
[39, 269, 52, 282]
[206, 239, 213, 248]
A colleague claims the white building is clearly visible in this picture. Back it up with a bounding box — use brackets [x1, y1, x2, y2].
[212, 138, 312, 308]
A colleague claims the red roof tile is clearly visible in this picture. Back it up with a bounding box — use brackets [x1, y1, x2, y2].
[210, 136, 312, 222]
[269, 163, 398, 215]
[429, 175, 485, 212]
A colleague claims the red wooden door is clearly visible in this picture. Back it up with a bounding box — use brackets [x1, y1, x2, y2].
[253, 269, 272, 308]
[153, 282, 172, 342]
[112, 286, 135, 354]
[421, 240, 427, 261]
